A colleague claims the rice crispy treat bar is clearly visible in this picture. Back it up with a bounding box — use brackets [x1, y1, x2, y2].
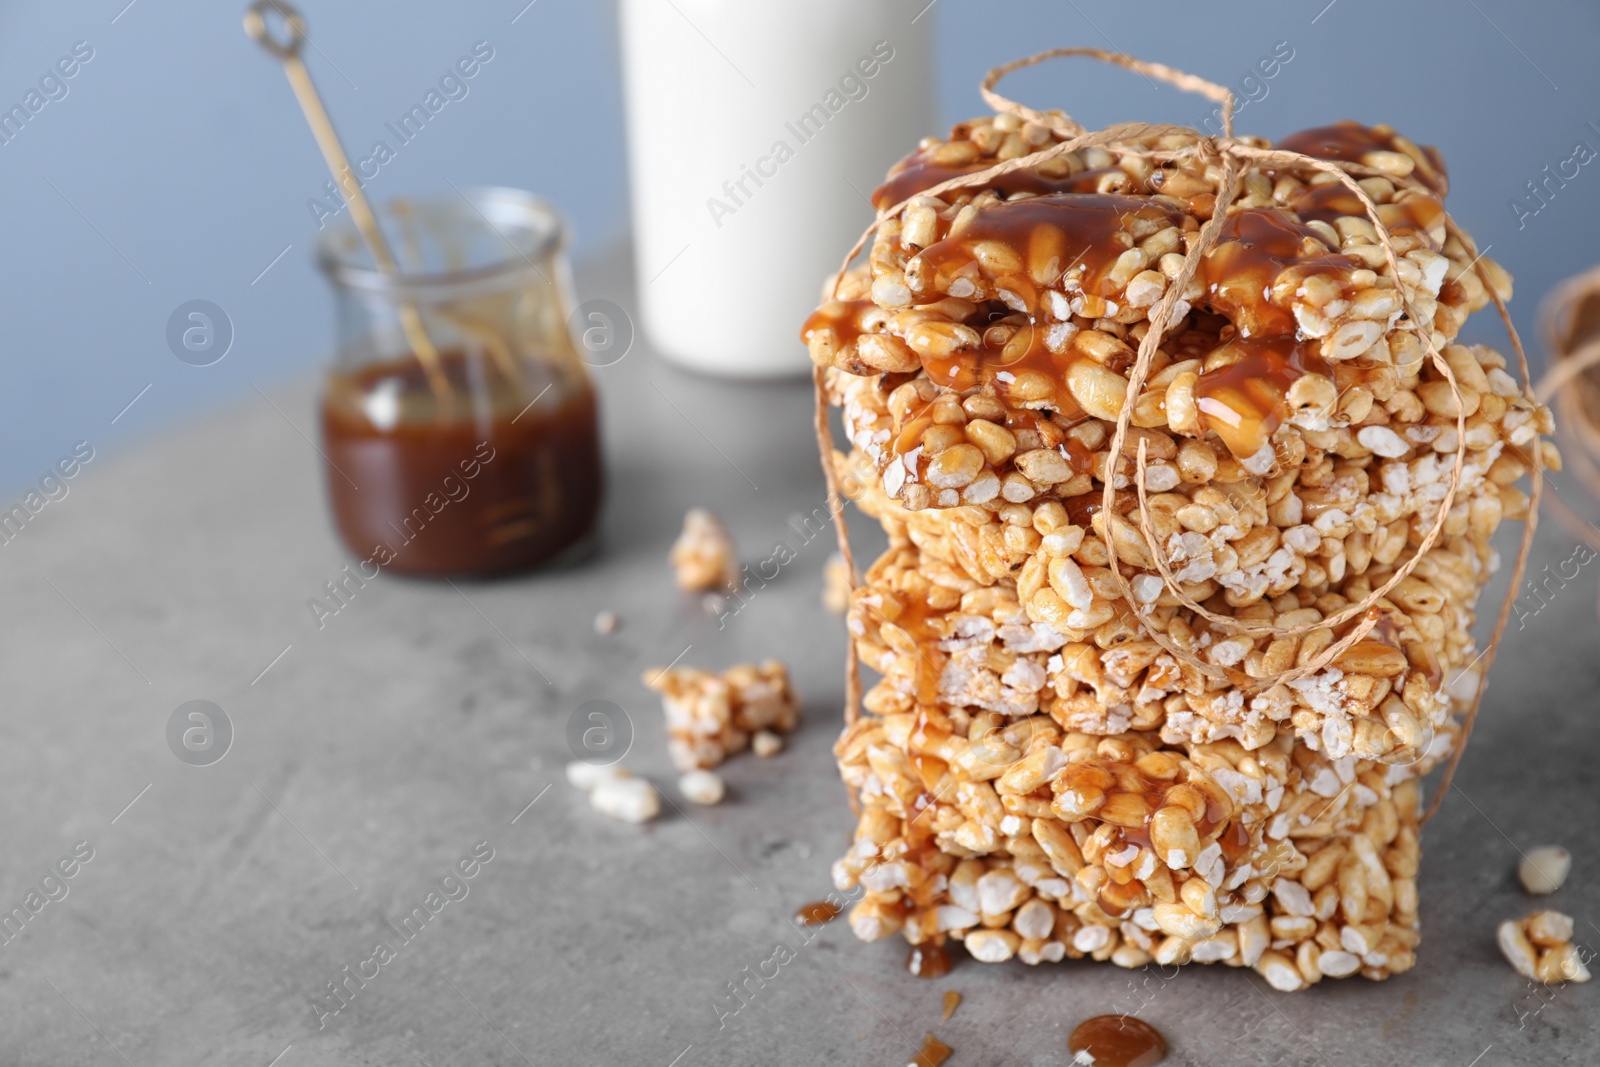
[844, 490, 1476, 765]
[643, 661, 800, 771]
[806, 116, 1548, 519]
[832, 710, 1430, 988]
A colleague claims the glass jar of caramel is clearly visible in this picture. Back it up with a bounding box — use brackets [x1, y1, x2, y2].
[315, 188, 602, 578]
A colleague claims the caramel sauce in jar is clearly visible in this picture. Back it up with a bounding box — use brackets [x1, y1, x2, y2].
[907, 942, 952, 979]
[321, 351, 601, 577]
[795, 900, 842, 926]
[1068, 1015, 1167, 1067]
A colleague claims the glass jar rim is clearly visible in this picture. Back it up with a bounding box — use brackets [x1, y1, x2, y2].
[315, 186, 567, 294]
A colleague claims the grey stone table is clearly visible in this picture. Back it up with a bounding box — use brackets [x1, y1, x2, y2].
[3, 252, 1597, 1066]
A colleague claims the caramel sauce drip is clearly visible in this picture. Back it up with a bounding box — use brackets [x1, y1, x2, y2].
[802, 298, 880, 348]
[1060, 759, 1228, 839]
[1057, 758, 1229, 915]
[871, 145, 1135, 211]
[907, 942, 952, 979]
[919, 320, 1083, 415]
[912, 194, 1183, 310]
[891, 595, 947, 706]
[1371, 611, 1402, 647]
[1198, 208, 1357, 339]
[911, 753, 949, 793]
[1218, 820, 1252, 864]
[1292, 183, 1445, 250]
[941, 990, 961, 1021]
[1194, 336, 1330, 459]
[1276, 120, 1449, 196]
[794, 900, 842, 926]
[906, 793, 941, 859]
[1068, 1015, 1168, 1067]
[903, 194, 1181, 417]
[909, 1033, 953, 1067]
[1188, 209, 1359, 457]
[1064, 491, 1104, 528]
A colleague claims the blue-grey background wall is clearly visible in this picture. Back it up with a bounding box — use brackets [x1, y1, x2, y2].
[2, 0, 1596, 494]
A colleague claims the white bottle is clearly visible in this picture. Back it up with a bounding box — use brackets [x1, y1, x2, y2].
[620, 0, 933, 378]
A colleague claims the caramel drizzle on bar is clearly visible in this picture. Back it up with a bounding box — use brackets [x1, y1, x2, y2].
[1058, 758, 1230, 917]
[1275, 120, 1449, 197]
[872, 145, 1140, 212]
[818, 123, 1459, 463]
[810, 191, 1370, 460]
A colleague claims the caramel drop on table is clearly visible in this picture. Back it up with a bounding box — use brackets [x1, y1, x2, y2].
[1068, 1015, 1167, 1067]
[907, 942, 952, 979]
[795, 900, 842, 926]
[908, 1033, 953, 1067]
[941, 990, 961, 1020]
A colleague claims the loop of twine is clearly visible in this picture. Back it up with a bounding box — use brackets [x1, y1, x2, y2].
[1420, 241, 1542, 824]
[813, 364, 863, 726]
[1531, 266, 1600, 555]
[813, 48, 1543, 824]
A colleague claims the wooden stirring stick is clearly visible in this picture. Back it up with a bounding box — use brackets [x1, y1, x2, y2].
[244, 0, 454, 408]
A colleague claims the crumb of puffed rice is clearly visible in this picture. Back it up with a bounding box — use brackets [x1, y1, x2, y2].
[594, 610, 619, 635]
[702, 593, 727, 617]
[643, 660, 800, 770]
[566, 761, 632, 792]
[671, 508, 739, 592]
[1518, 846, 1571, 895]
[1499, 910, 1591, 984]
[591, 775, 661, 824]
[752, 730, 785, 757]
[823, 552, 853, 614]
[679, 769, 726, 805]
